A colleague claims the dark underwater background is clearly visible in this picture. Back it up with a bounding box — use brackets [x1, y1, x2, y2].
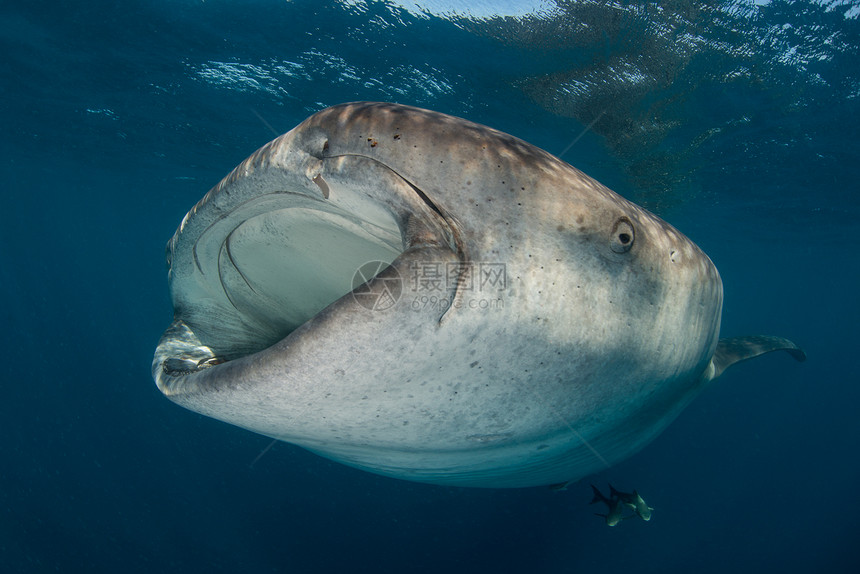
[2, 0, 858, 572]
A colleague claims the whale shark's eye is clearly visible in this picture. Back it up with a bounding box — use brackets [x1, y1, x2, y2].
[610, 217, 635, 253]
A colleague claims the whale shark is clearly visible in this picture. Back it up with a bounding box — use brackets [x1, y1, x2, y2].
[152, 102, 805, 488]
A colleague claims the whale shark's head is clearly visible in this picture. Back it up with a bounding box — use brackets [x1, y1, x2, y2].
[152, 103, 734, 487]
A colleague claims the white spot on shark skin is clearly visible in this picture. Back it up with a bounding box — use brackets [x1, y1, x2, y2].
[153, 102, 804, 488]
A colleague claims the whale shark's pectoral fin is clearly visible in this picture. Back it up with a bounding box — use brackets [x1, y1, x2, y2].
[709, 335, 807, 381]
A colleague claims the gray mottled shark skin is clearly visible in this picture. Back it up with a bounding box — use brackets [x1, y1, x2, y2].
[153, 102, 805, 488]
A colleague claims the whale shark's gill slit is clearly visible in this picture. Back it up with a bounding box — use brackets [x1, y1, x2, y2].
[325, 153, 445, 219]
[192, 239, 203, 274]
[217, 240, 244, 313]
[224, 230, 258, 295]
[324, 153, 465, 264]
[402, 178, 444, 219]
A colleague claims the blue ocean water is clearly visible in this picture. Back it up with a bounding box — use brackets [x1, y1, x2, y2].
[1, 0, 858, 571]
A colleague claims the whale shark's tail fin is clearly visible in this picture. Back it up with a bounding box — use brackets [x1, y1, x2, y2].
[710, 335, 806, 381]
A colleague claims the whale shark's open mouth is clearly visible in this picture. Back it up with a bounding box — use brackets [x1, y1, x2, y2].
[202, 192, 403, 349]
[158, 187, 407, 378]
[153, 124, 464, 395]
[212, 200, 402, 339]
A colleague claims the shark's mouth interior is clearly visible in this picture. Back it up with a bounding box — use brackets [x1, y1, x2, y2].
[217, 204, 402, 335]
[169, 191, 406, 367]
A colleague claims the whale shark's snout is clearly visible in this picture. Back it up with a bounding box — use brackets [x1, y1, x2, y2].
[153, 102, 803, 487]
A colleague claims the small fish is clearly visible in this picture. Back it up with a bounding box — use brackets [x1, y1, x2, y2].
[610, 484, 653, 521]
[590, 484, 629, 526]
